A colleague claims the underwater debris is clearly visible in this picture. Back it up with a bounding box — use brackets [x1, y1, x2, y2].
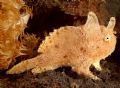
[7, 12, 116, 80]
[0, 0, 30, 69]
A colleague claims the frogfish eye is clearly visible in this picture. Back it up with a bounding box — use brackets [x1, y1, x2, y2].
[104, 34, 111, 41]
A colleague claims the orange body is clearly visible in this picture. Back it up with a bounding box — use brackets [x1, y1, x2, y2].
[7, 12, 116, 80]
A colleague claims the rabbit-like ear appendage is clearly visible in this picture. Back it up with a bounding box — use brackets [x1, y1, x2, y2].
[84, 12, 100, 31]
[107, 17, 116, 31]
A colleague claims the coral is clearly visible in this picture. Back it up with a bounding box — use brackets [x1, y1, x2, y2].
[24, 0, 111, 25]
[0, 0, 31, 69]
[0, 30, 21, 69]
[19, 33, 40, 57]
[24, 0, 58, 8]
[58, 0, 89, 16]
[24, 0, 59, 17]
[58, 0, 110, 25]
[7, 12, 116, 80]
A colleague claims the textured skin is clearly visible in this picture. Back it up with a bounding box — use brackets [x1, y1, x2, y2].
[7, 12, 116, 79]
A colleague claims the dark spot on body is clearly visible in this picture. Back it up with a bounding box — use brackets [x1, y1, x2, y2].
[56, 31, 59, 35]
[80, 47, 84, 51]
[49, 40, 52, 43]
[80, 47, 86, 52]
[0, 2, 2, 8]
[63, 55, 68, 58]
[55, 45, 59, 48]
